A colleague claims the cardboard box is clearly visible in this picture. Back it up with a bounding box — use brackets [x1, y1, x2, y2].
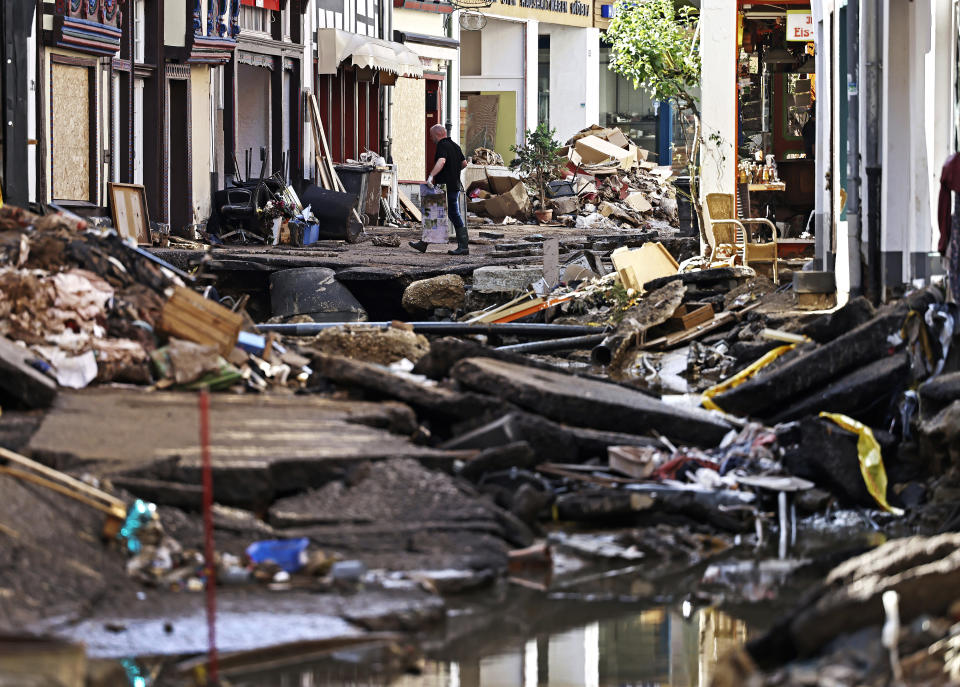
[633, 145, 649, 162]
[575, 135, 635, 167]
[611, 242, 679, 292]
[605, 128, 630, 149]
[485, 179, 531, 219]
[487, 169, 523, 195]
[468, 198, 488, 214]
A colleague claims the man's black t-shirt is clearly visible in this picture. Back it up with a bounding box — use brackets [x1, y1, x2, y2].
[434, 137, 465, 188]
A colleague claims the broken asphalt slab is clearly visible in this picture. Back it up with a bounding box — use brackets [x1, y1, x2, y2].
[25, 389, 463, 509]
[310, 353, 510, 423]
[450, 357, 731, 446]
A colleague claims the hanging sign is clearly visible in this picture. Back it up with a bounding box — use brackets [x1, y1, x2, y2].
[786, 10, 813, 42]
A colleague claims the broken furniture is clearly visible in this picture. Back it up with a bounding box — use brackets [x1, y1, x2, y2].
[705, 193, 780, 284]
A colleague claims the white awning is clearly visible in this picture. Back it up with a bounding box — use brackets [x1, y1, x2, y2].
[316, 28, 424, 78]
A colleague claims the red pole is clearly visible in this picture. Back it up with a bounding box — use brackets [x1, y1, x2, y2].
[199, 388, 219, 684]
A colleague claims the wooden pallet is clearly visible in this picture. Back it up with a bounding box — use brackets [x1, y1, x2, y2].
[158, 285, 244, 356]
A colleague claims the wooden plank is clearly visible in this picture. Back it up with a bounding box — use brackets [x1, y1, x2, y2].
[308, 93, 345, 193]
[158, 285, 244, 356]
[666, 303, 714, 332]
[397, 188, 422, 223]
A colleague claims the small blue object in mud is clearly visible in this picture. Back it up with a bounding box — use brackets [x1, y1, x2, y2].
[246, 538, 310, 573]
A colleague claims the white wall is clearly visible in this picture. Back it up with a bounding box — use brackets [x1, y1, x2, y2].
[541, 25, 600, 141]
[460, 17, 527, 148]
[926, 0, 953, 252]
[698, 0, 736, 198]
[525, 19, 539, 135]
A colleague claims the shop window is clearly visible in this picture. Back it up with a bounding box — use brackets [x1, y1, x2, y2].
[240, 5, 269, 33]
[133, 0, 145, 63]
[538, 35, 550, 129]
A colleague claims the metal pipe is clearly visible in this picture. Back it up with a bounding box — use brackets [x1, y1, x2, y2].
[863, 0, 883, 303]
[846, 0, 862, 296]
[591, 333, 628, 366]
[495, 333, 608, 354]
[257, 321, 607, 337]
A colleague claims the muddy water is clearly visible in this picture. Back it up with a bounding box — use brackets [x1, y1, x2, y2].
[218, 603, 752, 687]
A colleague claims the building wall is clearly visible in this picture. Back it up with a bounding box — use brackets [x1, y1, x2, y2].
[698, 0, 736, 198]
[460, 17, 527, 160]
[541, 24, 599, 141]
[43, 46, 103, 206]
[392, 76, 426, 180]
[191, 65, 213, 221]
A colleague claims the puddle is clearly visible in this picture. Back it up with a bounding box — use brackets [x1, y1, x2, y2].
[213, 604, 751, 687]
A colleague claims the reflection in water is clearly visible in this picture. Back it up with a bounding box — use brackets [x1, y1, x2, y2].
[231, 606, 749, 687]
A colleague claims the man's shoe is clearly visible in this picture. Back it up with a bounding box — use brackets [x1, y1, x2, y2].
[408, 240, 428, 253]
[447, 247, 469, 256]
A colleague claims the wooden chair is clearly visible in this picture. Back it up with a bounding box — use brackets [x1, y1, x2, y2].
[704, 193, 780, 284]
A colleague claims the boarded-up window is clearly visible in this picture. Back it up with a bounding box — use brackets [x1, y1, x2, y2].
[51, 61, 93, 201]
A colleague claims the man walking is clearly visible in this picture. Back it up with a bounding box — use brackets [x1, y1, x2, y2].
[409, 124, 469, 255]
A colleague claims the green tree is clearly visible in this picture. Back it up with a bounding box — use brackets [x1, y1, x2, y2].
[604, 0, 709, 249]
[511, 123, 564, 209]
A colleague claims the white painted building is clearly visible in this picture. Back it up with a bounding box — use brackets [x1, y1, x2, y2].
[699, 0, 957, 300]
[459, 0, 600, 163]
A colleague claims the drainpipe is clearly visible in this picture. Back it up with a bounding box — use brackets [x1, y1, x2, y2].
[444, 11, 453, 136]
[846, 0, 862, 296]
[863, 0, 883, 303]
[380, 0, 393, 161]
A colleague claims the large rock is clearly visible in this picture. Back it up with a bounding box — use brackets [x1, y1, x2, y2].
[401, 274, 466, 313]
[748, 534, 960, 664]
[306, 325, 429, 365]
[472, 265, 543, 293]
[451, 357, 731, 446]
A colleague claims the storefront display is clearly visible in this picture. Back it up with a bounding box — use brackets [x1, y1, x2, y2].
[736, 3, 816, 240]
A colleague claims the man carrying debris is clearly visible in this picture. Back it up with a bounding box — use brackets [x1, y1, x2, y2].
[410, 124, 469, 255]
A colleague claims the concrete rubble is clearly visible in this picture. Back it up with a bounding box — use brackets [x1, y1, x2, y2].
[0, 169, 958, 684]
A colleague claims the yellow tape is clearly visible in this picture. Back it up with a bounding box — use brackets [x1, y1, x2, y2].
[820, 412, 904, 515]
[701, 344, 797, 412]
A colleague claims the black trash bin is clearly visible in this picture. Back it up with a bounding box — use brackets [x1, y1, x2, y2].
[673, 176, 699, 238]
[335, 163, 382, 224]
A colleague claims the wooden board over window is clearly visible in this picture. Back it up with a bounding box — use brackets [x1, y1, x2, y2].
[50, 57, 96, 202]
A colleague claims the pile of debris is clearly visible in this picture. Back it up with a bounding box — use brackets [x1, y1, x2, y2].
[0, 204, 309, 405]
[464, 124, 678, 230]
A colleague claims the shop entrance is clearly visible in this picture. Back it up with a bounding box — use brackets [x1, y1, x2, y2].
[736, 2, 816, 244]
[425, 77, 442, 177]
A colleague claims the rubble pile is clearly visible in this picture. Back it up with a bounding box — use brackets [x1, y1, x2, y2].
[0, 205, 310, 404]
[464, 124, 679, 231]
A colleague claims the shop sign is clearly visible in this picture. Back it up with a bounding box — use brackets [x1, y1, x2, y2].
[498, 0, 590, 17]
[488, 0, 594, 27]
[786, 10, 813, 42]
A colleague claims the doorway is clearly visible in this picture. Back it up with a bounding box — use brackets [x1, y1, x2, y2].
[425, 77, 442, 177]
[168, 78, 191, 233]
